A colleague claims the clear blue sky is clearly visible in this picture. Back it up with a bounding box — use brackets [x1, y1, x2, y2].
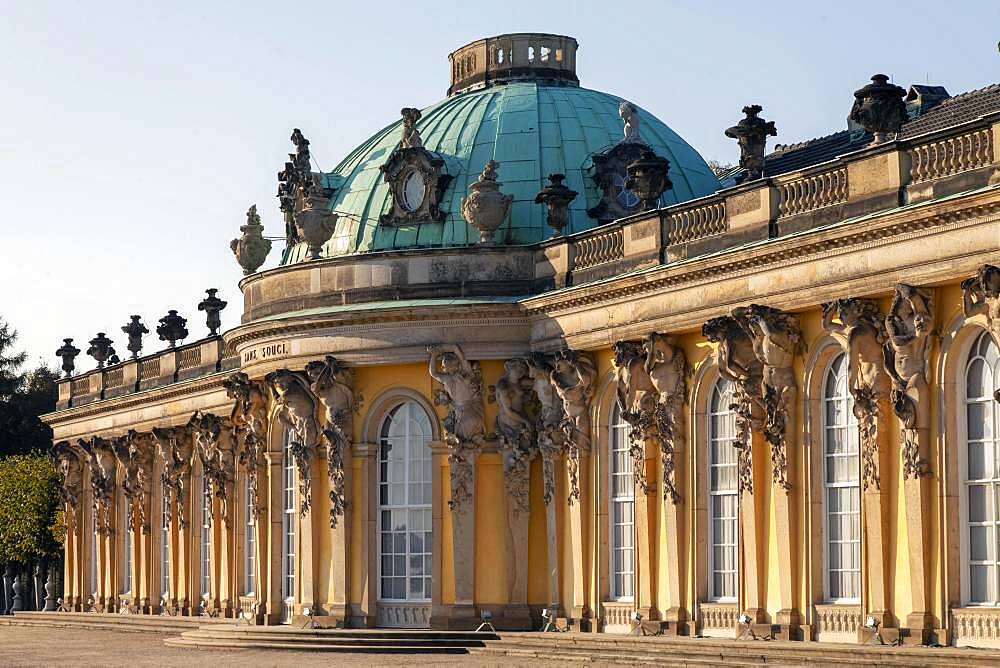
[1, 1, 997, 367]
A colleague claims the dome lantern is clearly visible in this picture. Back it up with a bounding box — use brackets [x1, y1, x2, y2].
[448, 33, 579, 96]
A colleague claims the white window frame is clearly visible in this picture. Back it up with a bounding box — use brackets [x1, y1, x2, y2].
[708, 377, 738, 602]
[960, 330, 1000, 606]
[244, 474, 256, 597]
[821, 352, 861, 604]
[160, 480, 170, 603]
[200, 475, 211, 600]
[122, 498, 132, 595]
[608, 402, 635, 602]
[377, 401, 433, 603]
[281, 433, 296, 621]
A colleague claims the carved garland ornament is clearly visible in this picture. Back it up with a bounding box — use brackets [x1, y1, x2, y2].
[380, 108, 452, 226]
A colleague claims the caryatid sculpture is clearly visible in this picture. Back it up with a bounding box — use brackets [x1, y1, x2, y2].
[151, 424, 194, 529]
[883, 284, 935, 479]
[268, 369, 320, 515]
[111, 430, 156, 533]
[741, 304, 801, 491]
[224, 371, 269, 518]
[702, 313, 764, 496]
[494, 358, 536, 516]
[305, 356, 357, 528]
[963, 263, 1000, 346]
[50, 441, 84, 524]
[645, 333, 687, 503]
[428, 344, 485, 511]
[191, 411, 237, 526]
[79, 436, 117, 534]
[551, 349, 597, 504]
[613, 340, 657, 493]
[526, 352, 565, 505]
[823, 298, 890, 491]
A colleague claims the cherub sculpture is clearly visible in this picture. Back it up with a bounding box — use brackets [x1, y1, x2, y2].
[400, 108, 423, 149]
[619, 100, 641, 143]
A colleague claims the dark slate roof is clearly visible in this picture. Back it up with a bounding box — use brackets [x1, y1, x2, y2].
[759, 83, 1000, 178]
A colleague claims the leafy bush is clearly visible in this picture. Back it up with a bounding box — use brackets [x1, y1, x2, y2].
[0, 454, 61, 563]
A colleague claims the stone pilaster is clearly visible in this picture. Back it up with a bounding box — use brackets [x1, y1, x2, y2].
[350, 442, 376, 628]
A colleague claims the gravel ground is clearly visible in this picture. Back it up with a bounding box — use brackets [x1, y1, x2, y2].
[0, 625, 562, 667]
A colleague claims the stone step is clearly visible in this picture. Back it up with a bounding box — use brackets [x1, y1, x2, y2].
[470, 646, 757, 666]
[2, 611, 228, 634]
[164, 626, 499, 652]
[475, 634, 998, 667]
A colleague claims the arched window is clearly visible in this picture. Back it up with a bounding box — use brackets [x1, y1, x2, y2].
[822, 353, 860, 602]
[281, 434, 296, 622]
[160, 481, 169, 604]
[709, 378, 738, 601]
[964, 331, 1000, 604]
[200, 476, 211, 601]
[244, 475, 256, 596]
[378, 401, 432, 603]
[609, 402, 634, 601]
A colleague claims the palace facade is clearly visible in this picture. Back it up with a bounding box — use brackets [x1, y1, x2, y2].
[44, 33, 1000, 647]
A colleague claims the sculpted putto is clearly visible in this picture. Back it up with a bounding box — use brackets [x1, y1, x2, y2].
[305, 356, 357, 527]
[268, 369, 320, 515]
[400, 107, 424, 149]
[883, 284, 935, 479]
[823, 298, 889, 491]
[619, 100, 641, 143]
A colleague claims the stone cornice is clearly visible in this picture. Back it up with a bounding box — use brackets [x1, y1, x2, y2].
[522, 191, 1000, 318]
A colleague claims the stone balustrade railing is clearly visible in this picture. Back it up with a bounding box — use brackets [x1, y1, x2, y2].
[57, 337, 232, 410]
[776, 166, 849, 218]
[0, 559, 61, 614]
[666, 196, 728, 244]
[572, 226, 624, 270]
[910, 126, 994, 183]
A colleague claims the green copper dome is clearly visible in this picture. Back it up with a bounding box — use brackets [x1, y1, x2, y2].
[282, 80, 719, 264]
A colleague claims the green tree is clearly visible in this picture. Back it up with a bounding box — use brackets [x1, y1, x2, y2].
[0, 454, 61, 563]
[0, 316, 57, 457]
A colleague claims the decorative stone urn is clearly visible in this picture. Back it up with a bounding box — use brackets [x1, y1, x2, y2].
[230, 204, 272, 275]
[86, 333, 114, 369]
[55, 338, 80, 377]
[625, 148, 672, 210]
[121, 315, 148, 359]
[849, 74, 907, 144]
[294, 177, 338, 260]
[534, 173, 578, 237]
[197, 289, 227, 336]
[725, 104, 777, 181]
[461, 160, 513, 244]
[156, 310, 188, 348]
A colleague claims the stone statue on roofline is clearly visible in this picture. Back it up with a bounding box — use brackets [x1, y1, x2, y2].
[400, 108, 423, 149]
[619, 100, 641, 143]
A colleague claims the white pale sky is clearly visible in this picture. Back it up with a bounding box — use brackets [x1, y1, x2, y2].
[1, 0, 997, 367]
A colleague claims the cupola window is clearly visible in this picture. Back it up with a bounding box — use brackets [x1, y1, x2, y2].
[402, 170, 427, 212]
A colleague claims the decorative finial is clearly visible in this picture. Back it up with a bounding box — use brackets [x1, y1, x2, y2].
[849, 74, 907, 144]
[460, 160, 513, 244]
[156, 311, 188, 349]
[725, 105, 777, 181]
[120, 316, 149, 359]
[197, 289, 227, 337]
[294, 175, 338, 260]
[619, 100, 641, 144]
[400, 108, 423, 149]
[86, 333, 114, 369]
[534, 174, 578, 237]
[55, 338, 80, 378]
[625, 148, 672, 210]
[231, 204, 272, 275]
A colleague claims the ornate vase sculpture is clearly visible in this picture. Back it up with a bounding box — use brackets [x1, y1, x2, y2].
[230, 204, 272, 275]
[849, 74, 908, 144]
[197, 289, 227, 337]
[725, 104, 777, 181]
[55, 338, 80, 377]
[267, 369, 320, 514]
[534, 173, 578, 237]
[86, 333, 114, 369]
[305, 356, 357, 528]
[625, 147, 672, 211]
[460, 160, 513, 244]
[156, 310, 188, 348]
[121, 315, 148, 359]
[294, 177, 337, 260]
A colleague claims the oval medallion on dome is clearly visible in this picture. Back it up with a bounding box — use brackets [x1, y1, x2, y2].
[403, 170, 427, 212]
